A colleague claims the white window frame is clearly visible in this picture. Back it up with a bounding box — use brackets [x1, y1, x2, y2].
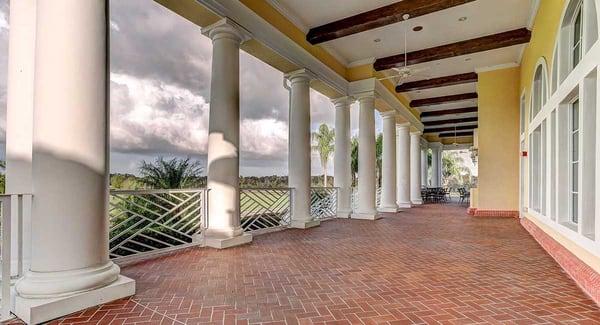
[568, 98, 580, 225]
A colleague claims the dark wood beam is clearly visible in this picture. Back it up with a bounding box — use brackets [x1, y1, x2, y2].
[374, 28, 532, 71]
[306, 0, 475, 45]
[439, 131, 474, 137]
[421, 106, 478, 117]
[423, 117, 478, 126]
[424, 124, 478, 133]
[411, 93, 477, 107]
[396, 72, 478, 92]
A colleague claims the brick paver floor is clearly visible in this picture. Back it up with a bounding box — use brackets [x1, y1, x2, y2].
[10, 204, 600, 324]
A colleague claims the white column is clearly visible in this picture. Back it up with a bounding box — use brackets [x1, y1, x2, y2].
[14, 1, 134, 323]
[379, 112, 399, 212]
[333, 97, 353, 218]
[421, 144, 429, 187]
[430, 143, 442, 187]
[352, 94, 380, 220]
[410, 132, 424, 204]
[5, 0, 35, 277]
[202, 19, 252, 248]
[396, 123, 412, 208]
[286, 69, 320, 229]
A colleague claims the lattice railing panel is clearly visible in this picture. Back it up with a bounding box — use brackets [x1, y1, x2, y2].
[109, 189, 206, 259]
[351, 187, 381, 211]
[311, 187, 338, 220]
[240, 188, 292, 232]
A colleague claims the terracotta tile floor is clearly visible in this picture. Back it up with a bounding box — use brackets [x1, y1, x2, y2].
[11, 204, 600, 324]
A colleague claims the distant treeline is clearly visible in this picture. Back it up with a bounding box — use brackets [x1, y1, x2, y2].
[110, 173, 333, 190]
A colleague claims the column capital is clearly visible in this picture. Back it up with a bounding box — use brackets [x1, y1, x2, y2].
[331, 96, 354, 108]
[381, 111, 397, 120]
[284, 68, 316, 85]
[202, 18, 251, 44]
[429, 142, 443, 149]
[354, 90, 377, 102]
[396, 122, 411, 130]
[410, 131, 423, 136]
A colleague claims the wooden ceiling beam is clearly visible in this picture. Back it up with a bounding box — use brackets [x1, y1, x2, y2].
[374, 28, 532, 71]
[396, 72, 478, 92]
[420, 106, 478, 117]
[439, 131, 474, 137]
[411, 92, 477, 107]
[306, 0, 475, 45]
[423, 117, 478, 126]
[424, 124, 478, 133]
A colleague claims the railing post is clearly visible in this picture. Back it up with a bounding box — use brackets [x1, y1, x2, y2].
[1, 195, 12, 320]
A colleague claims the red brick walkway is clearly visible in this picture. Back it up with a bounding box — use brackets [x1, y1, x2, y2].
[11, 204, 600, 324]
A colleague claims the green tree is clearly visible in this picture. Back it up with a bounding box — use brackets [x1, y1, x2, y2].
[312, 124, 335, 187]
[351, 137, 359, 186]
[375, 133, 383, 187]
[138, 157, 203, 189]
[442, 151, 472, 189]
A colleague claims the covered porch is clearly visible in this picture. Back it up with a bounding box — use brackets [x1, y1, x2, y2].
[10, 203, 600, 324]
[3, 0, 600, 323]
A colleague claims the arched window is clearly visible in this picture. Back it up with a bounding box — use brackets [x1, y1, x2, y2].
[556, 0, 599, 84]
[530, 62, 548, 120]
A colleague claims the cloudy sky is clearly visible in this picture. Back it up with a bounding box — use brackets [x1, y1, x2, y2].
[0, 0, 384, 176]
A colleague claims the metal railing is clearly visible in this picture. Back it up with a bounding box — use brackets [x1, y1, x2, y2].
[240, 188, 292, 233]
[0, 194, 31, 321]
[351, 187, 381, 211]
[310, 187, 338, 220]
[108, 189, 207, 260]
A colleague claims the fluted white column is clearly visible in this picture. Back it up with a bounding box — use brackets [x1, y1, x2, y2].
[286, 69, 320, 229]
[396, 123, 412, 208]
[379, 112, 399, 212]
[410, 132, 424, 204]
[430, 143, 442, 187]
[421, 145, 429, 187]
[5, 0, 35, 278]
[202, 19, 252, 248]
[352, 94, 380, 220]
[14, 1, 134, 322]
[333, 97, 353, 218]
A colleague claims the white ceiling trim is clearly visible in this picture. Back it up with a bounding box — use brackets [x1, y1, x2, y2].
[475, 62, 520, 74]
[527, 0, 541, 29]
[265, 0, 350, 66]
[195, 0, 349, 95]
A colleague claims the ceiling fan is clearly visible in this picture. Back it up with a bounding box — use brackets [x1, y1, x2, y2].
[377, 14, 430, 86]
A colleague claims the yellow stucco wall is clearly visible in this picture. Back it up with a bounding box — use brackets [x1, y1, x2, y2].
[477, 67, 521, 211]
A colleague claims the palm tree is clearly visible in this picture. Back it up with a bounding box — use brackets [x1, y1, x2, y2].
[351, 137, 359, 186]
[312, 124, 335, 186]
[138, 157, 203, 189]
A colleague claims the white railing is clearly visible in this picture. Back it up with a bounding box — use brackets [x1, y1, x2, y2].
[351, 187, 381, 211]
[0, 194, 32, 321]
[240, 188, 292, 233]
[310, 187, 338, 220]
[109, 189, 207, 260]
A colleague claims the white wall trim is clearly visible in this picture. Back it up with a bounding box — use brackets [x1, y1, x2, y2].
[527, 0, 541, 30]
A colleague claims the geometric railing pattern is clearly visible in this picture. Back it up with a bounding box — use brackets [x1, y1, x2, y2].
[240, 188, 292, 232]
[108, 189, 207, 259]
[310, 187, 338, 220]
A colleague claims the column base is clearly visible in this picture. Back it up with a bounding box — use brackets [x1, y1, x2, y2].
[290, 219, 321, 229]
[411, 199, 423, 205]
[351, 212, 381, 220]
[336, 209, 352, 219]
[378, 205, 400, 213]
[397, 202, 413, 208]
[13, 275, 135, 324]
[196, 232, 253, 249]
